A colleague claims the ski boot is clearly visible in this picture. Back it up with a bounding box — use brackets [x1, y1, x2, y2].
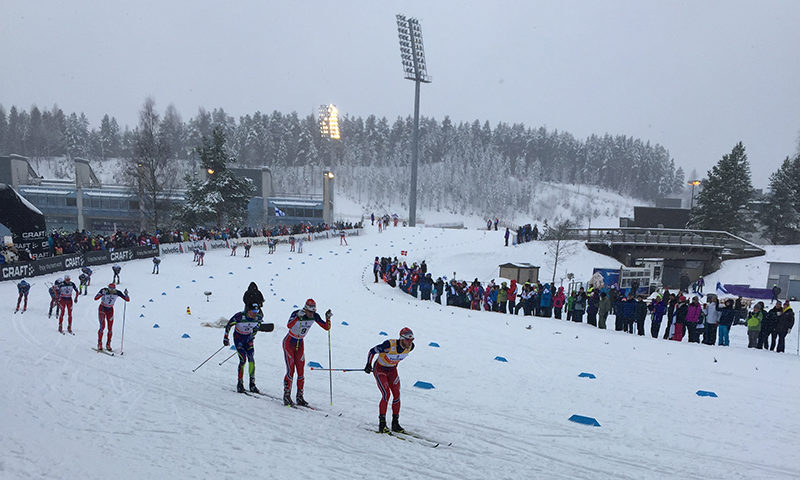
[106, 343, 112, 352]
[237, 380, 246, 393]
[391, 414, 405, 433]
[68, 325, 73, 334]
[378, 415, 389, 433]
[58, 324, 63, 333]
[283, 389, 294, 407]
[97, 342, 103, 351]
[295, 389, 308, 407]
[249, 378, 260, 394]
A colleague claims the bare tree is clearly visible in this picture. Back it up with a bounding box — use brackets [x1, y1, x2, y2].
[542, 219, 578, 284]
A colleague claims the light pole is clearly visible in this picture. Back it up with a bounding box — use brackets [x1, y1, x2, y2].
[396, 14, 432, 227]
[688, 180, 701, 209]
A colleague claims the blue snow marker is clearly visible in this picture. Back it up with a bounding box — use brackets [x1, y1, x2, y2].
[175, 285, 180, 288]
[413, 381, 435, 390]
[287, 267, 291, 270]
[301, 262, 305, 264]
[334, 253, 338, 256]
[270, 289, 274, 292]
[192, 279, 196, 282]
[364, 249, 367, 251]
[280, 298, 285, 302]
[379, 331, 388, 336]
[139, 314, 145, 318]
[293, 305, 299, 308]
[288, 257, 292, 260]
[273, 293, 277, 296]
[568, 415, 601, 427]
[153, 324, 160, 328]
[308, 361, 324, 369]
[247, 267, 251, 270]
[329, 250, 333, 253]
[275, 274, 278, 276]
[228, 272, 233, 275]
[181, 333, 191, 339]
[318, 257, 323, 260]
[268, 262, 272, 264]
[149, 299, 154, 302]
[141, 305, 145, 308]
[161, 292, 167, 296]
[209, 276, 214, 279]
[494, 356, 508, 362]
[578, 372, 597, 379]
[429, 342, 440, 348]
[696, 390, 718, 398]
[341, 321, 349, 326]
[309, 253, 312, 256]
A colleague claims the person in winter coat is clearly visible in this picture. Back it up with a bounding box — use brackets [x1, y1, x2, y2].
[434, 277, 444, 304]
[671, 297, 689, 341]
[507, 280, 517, 315]
[243, 282, 264, 313]
[635, 296, 648, 336]
[746, 302, 764, 348]
[771, 284, 781, 304]
[702, 297, 721, 345]
[572, 287, 587, 323]
[663, 294, 677, 340]
[566, 291, 576, 322]
[539, 284, 553, 318]
[650, 295, 667, 338]
[621, 296, 637, 333]
[586, 290, 599, 326]
[774, 301, 794, 353]
[717, 299, 735, 346]
[597, 292, 610, 329]
[685, 296, 703, 343]
[760, 303, 781, 350]
[553, 286, 566, 319]
[504, 227, 510, 247]
[498, 282, 508, 313]
[419, 273, 433, 301]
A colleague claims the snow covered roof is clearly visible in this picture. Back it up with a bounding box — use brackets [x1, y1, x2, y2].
[498, 262, 540, 269]
[19, 187, 72, 195]
[271, 200, 321, 208]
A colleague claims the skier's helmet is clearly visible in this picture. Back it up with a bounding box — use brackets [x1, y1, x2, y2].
[108, 283, 116, 290]
[399, 327, 414, 341]
[64, 275, 70, 281]
[56, 277, 64, 284]
[304, 298, 316, 312]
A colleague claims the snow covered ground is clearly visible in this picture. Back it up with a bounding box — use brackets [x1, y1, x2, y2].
[1, 225, 798, 479]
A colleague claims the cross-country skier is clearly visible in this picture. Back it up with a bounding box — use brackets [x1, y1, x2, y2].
[112, 264, 121, 284]
[243, 241, 251, 257]
[93, 283, 130, 351]
[15, 279, 30, 313]
[197, 249, 205, 266]
[81, 266, 93, 287]
[57, 274, 80, 333]
[231, 243, 238, 256]
[48, 278, 63, 318]
[152, 256, 161, 274]
[365, 327, 415, 433]
[224, 303, 263, 393]
[339, 230, 348, 246]
[78, 272, 89, 296]
[297, 236, 303, 253]
[282, 299, 332, 406]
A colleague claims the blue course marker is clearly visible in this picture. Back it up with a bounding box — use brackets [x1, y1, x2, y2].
[153, 324, 160, 328]
[287, 267, 291, 270]
[568, 415, 601, 427]
[161, 292, 167, 296]
[696, 390, 718, 398]
[209, 276, 214, 279]
[301, 262, 305, 264]
[268, 262, 272, 264]
[288, 257, 292, 260]
[494, 356, 508, 362]
[139, 314, 145, 318]
[176, 285, 180, 288]
[293, 305, 299, 308]
[181, 333, 191, 338]
[230, 346, 236, 350]
[429, 342, 440, 348]
[413, 381, 435, 390]
[341, 321, 349, 326]
[308, 361, 324, 369]
[247, 267, 252, 270]
[379, 331, 388, 336]
[281, 298, 285, 302]
[141, 305, 146, 308]
[149, 299, 154, 302]
[578, 372, 597, 379]
[228, 272, 233, 275]
[192, 279, 196, 282]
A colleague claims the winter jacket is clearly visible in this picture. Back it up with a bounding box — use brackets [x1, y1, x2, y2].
[598, 296, 611, 315]
[776, 307, 795, 334]
[718, 305, 735, 327]
[621, 299, 637, 320]
[746, 311, 763, 331]
[566, 295, 575, 312]
[553, 289, 565, 309]
[540, 287, 553, 308]
[685, 303, 702, 324]
[653, 300, 667, 318]
[703, 303, 721, 325]
[243, 282, 264, 309]
[635, 300, 648, 322]
[762, 308, 781, 333]
[674, 303, 689, 324]
[587, 294, 599, 314]
[573, 292, 587, 312]
[498, 287, 508, 303]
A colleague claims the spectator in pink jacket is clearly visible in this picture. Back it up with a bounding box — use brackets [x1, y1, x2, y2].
[685, 296, 703, 343]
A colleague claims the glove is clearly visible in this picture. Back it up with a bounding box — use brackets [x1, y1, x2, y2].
[74, 297, 78, 303]
[223, 337, 230, 346]
[364, 362, 372, 374]
[124, 288, 128, 296]
[325, 309, 333, 320]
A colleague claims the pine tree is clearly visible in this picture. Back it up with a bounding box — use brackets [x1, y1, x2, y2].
[688, 142, 754, 235]
[763, 156, 800, 244]
[176, 127, 254, 228]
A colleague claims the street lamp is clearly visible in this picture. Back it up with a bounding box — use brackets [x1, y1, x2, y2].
[688, 180, 701, 209]
[396, 14, 432, 227]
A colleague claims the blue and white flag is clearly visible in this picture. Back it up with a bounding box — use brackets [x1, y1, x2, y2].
[274, 207, 286, 217]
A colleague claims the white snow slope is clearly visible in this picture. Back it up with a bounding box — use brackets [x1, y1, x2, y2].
[1, 226, 799, 480]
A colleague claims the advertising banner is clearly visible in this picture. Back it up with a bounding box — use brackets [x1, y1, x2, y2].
[132, 245, 159, 259]
[84, 250, 112, 266]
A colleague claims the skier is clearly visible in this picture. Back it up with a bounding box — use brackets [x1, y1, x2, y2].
[230, 242, 238, 256]
[364, 327, 415, 433]
[197, 249, 205, 266]
[243, 241, 251, 257]
[112, 264, 121, 284]
[48, 278, 63, 318]
[15, 279, 30, 313]
[93, 283, 130, 351]
[297, 236, 304, 253]
[223, 303, 264, 393]
[193, 248, 200, 263]
[282, 299, 332, 406]
[81, 266, 93, 287]
[152, 256, 161, 274]
[57, 274, 80, 333]
[339, 230, 348, 246]
[78, 272, 89, 296]
[289, 236, 295, 252]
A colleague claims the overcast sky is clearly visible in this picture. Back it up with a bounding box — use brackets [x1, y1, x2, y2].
[2, 0, 798, 188]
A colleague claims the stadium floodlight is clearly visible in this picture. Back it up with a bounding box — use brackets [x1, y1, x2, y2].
[688, 179, 701, 209]
[396, 14, 432, 227]
[318, 104, 341, 140]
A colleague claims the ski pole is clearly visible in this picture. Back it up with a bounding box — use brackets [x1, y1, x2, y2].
[192, 345, 227, 372]
[218, 351, 237, 366]
[120, 299, 127, 355]
[328, 328, 333, 406]
[310, 367, 363, 372]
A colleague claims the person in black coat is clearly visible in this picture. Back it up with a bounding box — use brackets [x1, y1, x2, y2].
[434, 277, 444, 304]
[243, 282, 264, 313]
[761, 304, 781, 350]
[774, 301, 795, 353]
[635, 296, 648, 336]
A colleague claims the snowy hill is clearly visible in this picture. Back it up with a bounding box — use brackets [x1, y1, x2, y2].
[2, 226, 798, 479]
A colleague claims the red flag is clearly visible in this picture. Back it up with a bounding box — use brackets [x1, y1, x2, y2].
[401, 250, 407, 256]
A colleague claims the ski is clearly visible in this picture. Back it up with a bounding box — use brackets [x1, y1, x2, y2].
[366, 427, 441, 448]
[92, 348, 115, 356]
[396, 430, 451, 447]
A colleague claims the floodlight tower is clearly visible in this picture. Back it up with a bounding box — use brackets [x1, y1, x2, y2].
[396, 14, 432, 227]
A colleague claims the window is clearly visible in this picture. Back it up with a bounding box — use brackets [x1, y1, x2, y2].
[66, 197, 77, 207]
[129, 201, 139, 210]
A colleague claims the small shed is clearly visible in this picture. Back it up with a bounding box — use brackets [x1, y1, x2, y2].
[766, 261, 800, 300]
[499, 263, 540, 284]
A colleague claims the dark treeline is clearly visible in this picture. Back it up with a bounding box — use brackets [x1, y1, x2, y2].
[0, 102, 684, 206]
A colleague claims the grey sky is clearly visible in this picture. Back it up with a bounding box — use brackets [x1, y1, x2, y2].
[2, 0, 798, 188]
